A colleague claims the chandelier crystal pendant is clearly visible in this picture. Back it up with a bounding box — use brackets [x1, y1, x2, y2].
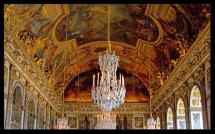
[91, 4, 126, 111]
[94, 112, 116, 129]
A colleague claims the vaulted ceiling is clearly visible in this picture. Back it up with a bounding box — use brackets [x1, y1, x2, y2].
[4, 4, 210, 103]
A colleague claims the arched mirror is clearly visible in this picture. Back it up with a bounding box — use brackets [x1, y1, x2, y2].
[27, 98, 35, 129]
[38, 105, 45, 129]
[166, 107, 173, 129]
[10, 85, 23, 129]
[190, 86, 203, 129]
[176, 98, 186, 129]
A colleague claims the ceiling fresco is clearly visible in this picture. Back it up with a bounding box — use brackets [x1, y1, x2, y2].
[55, 4, 159, 46]
[4, 4, 210, 102]
[64, 68, 149, 103]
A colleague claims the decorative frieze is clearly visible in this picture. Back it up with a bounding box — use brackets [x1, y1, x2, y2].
[4, 34, 61, 113]
[152, 22, 210, 112]
[64, 102, 149, 114]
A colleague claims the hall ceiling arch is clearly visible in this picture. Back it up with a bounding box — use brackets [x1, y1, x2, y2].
[4, 4, 210, 102]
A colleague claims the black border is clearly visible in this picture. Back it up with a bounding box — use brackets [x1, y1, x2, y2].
[1, 0, 214, 134]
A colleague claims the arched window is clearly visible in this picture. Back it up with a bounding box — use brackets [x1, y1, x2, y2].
[190, 86, 203, 129]
[176, 98, 186, 129]
[166, 107, 173, 129]
[27, 98, 35, 129]
[10, 85, 23, 129]
[156, 116, 160, 129]
[38, 105, 45, 129]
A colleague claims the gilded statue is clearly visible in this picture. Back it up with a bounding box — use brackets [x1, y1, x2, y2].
[156, 72, 164, 86]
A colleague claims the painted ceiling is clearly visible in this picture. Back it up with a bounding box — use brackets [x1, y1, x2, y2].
[64, 68, 149, 103]
[4, 4, 210, 102]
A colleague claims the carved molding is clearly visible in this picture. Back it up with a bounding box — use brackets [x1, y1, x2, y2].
[64, 102, 149, 114]
[4, 34, 61, 113]
[152, 22, 210, 112]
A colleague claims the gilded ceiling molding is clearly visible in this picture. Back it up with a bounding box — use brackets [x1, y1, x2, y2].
[53, 40, 158, 84]
[137, 4, 164, 46]
[55, 53, 156, 95]
[152, 22, 210, 112]
[146, 4, 176, 23]
[5, 26, 58, 95]
[53, 41, 159, 94]
[4, 34, 61, 112]
[64, 102, 149, 114]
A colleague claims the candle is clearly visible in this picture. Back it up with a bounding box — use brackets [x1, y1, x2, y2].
[107, 72, 109, 83]
[122, 75, 125, 86]
[101, 72, 103, 83]
[97, 73, 99, 85]
[93, 74, 95, 87]
[119, 74, 121, 86]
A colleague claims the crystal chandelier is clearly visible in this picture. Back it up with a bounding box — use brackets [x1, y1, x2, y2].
[91, 4, 126, 111]
[56, 116, 69, 129]
[146, 93, 156, 129]
[147, 114, 156, 129]
[92, 49, 126, 111]
[94, 112, 116, 129]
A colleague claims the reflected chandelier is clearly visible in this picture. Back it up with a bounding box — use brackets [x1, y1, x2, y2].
[91, 5, 126, 111]
[146, 93, 156, 129]
[94, 112, 116, 129]
[56, 116, 69, 129]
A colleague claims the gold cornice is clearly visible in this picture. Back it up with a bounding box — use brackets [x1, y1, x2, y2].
[53, 41, 158, 94]
[152, 22, 210, 112]
[56, 53, 155, 95]
[64, 102, 149, 114]
[138, 4, 163, 46]
[4, 33, 62, 112]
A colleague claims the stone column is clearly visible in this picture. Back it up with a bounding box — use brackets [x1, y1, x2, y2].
[4, 61, 11, 128]
[36, 95, 40, 129]
[53, 112, 57, 129]
[46, 104, 50, 129]
[205, 61, 210, 129]
[157, 109, 162, 129]
[194, 66, 208, 129]
[200, 85, 208, 129]
[23, 92, 29, 129]
[184, 87, 190, 129]
[20, 86, 26, 129]
[172, 95, 177, 129]
[43, 103, 47, 129]
[161, 106, 166, 129]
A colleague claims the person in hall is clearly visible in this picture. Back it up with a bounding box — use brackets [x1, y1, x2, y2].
[124, 115, 127, 129]
[84, 116, 90, 129]
[116, 115, 121, 129]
